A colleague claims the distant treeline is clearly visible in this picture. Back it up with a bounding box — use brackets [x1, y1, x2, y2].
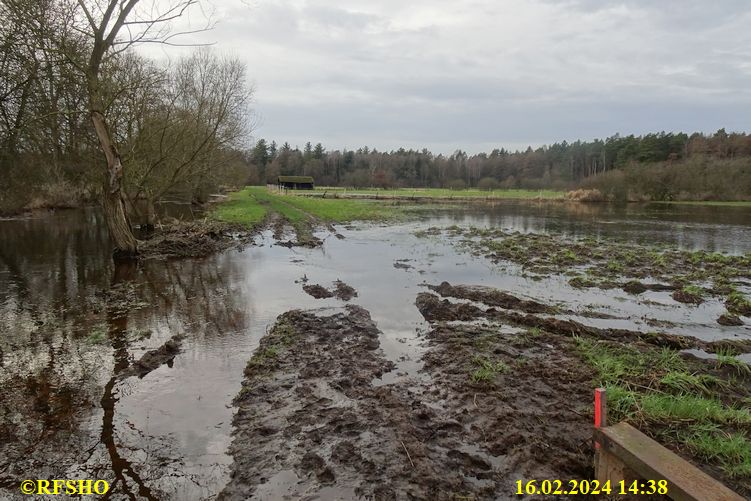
[250, 130, 751, 201]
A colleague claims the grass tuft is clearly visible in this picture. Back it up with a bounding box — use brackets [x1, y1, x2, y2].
[715, 348, 751, 375]
[470, 356, 508, 383]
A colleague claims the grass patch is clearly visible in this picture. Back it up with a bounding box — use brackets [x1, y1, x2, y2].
[422, 226, 751, 302]
[470, 356, 508, 383]
[248, 187, 308, 224]
[683, 427, 751, 478]
[312, 187, 565, 200]
[248, 345, 281, 367]
[574, 337, 686, 386]
[640, 394, 751, 424]
[576, 337, 751, 481]
[246, 319, 299, 371]
[213, 186, 408, 231]
[212, 189, 268, 227]
[281, 193, 406, 221]
[682, 284, 704, 297]
[659, 371, 725, 394]
[726, 291, 751, 316]
[715, 348, 751, 375]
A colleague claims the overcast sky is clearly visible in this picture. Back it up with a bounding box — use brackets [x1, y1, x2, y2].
[155, 0, 751, 153]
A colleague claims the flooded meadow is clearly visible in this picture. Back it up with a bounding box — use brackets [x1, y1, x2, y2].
[1, 201, 750, 500]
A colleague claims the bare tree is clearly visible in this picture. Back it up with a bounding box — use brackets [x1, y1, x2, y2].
[66, 0, 209, 258]
[122, 48, 252, 225]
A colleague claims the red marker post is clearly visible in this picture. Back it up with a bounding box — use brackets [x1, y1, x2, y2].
[594, 388, 607, 449]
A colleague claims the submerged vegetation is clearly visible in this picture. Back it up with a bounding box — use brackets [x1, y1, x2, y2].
[417, 225, 751, 323]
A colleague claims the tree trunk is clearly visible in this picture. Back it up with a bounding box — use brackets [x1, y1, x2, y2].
[90, 109, 139, 258]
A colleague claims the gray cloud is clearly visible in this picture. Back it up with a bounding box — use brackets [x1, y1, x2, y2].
[165, 0, 751, 152]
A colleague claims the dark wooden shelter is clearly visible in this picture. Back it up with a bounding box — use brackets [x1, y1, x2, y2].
[278, 176, 314, 190]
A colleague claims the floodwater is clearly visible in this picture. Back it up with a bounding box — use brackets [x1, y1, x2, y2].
[1, 202, 750, 500]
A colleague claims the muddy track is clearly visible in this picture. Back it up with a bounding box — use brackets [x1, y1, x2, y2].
[221, 305, 602, 500]
[427, 281, 558, 314]
[416, 288, 751, 354]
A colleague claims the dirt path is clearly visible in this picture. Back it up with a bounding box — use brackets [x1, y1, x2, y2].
[220, 303, 599, 500]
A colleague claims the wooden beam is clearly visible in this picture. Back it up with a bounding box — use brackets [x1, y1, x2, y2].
[595, 423, 744, 501]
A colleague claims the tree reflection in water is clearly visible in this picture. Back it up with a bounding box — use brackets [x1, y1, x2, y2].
[0, 210, 249, 499]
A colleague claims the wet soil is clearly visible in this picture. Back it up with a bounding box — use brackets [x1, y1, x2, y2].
[222, 305, 600, 500]
[412, 283, 751, 497]
[139, 219, 251, 259]
[302, 280, 359, 301]
[672, 289, 704, 305]
[141, 212, 328, 259]
[302, 283, 334, 299]
[117, 334, 184, 380]
[719, 314, 745, 326]
[3, 203, 751, 500]
[415, 288, 751, 355]
[427, 281, 557, 314]
[421, 226, 751, 322]
[333, 280, 358, 301]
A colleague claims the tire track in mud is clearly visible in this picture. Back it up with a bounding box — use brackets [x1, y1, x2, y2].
[221, 302, 598, 500]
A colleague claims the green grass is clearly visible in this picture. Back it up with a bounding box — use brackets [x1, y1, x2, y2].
[248, 187, 308, 224]
[726, 291, 751, 316]
[280, 192, 406, 221]
[640, 394, 751, 424]
[575, 337, 687, 386]
[470, 356, 508, 383]
[311, 186, 565, 200]
[683, 429, 751, 478]
[682, 284, 705, 297]
[575, 337, 751, 480]
[212, 189, 268, 227]
[659, 371, 725, 394]
[246, 319, 298, 370]
[213, 186, 406, 228]
[715, 348, 751, 375]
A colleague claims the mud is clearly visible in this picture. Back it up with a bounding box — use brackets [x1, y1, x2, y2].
[277, 236, 324, 248]
[622, 281, 676, 295]
[394, 259, 414, 270]
[222, 305, 608, 500]
[139, 219, 251, 259]
[333, 280, 358, 301]
[414, 283, 751, 498]
[117, 334, 184, 380]
[302, 283, 334, 299]
[718, 314, 745, 326]
[672, 289, 704, 305]
[428, 281, 557, 314]
[414, 290, 751, 355]
[302, 280, 358, 301]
